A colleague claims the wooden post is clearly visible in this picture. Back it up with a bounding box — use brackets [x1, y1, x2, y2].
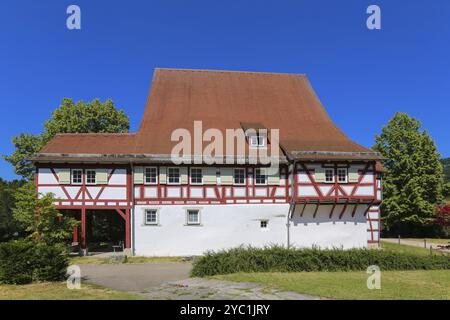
[424, 239, 427, 249]
[125, 208, 131, 249]
[81, 208, 87, 253]
[398, 235, 401, 245]
[72, 226, 78, 243]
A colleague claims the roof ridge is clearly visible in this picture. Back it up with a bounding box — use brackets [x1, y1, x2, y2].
[155, 68, 306, 77]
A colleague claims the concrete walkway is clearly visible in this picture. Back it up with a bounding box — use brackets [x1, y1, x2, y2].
[80, 263, 319, 300]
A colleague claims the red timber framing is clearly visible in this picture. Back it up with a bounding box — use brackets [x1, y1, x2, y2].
[35, 164, 132, 250]
[134, 165, 290, 205]
[294, 161, 381, 207]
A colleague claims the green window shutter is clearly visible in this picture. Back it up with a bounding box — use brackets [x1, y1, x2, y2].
[348, 167, 359, 183]
[58, 168, 70, 185]
[96, 169, 108, 185]
[314, 167, 325, 183]
[134, 166, 144, 184]
[203, 167, 217, 185]
[267, 168, 280, 185]
[220, 168, 233, 185]
[159, 167, 167, 184]
[180, 167, 188, 184]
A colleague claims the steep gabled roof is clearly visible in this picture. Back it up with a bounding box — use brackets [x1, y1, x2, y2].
[34, 68, 382, 162]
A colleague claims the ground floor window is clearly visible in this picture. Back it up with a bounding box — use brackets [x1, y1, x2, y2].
[145, 209, 158, 225]
[260, 220, 268, 228]
[186, 209, 200, 225]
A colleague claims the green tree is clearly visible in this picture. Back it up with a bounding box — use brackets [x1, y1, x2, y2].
[4, 98, 129, 179]
[12, 181, 78, 246]
[0, 178, 26, 241]
[374, 112, 444, 236]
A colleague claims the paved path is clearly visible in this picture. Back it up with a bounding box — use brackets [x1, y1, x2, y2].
[80, 263, 319, 300]
[80, 262, 193, 292]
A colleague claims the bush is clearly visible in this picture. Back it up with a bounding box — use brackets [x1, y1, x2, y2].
[0, 239, 69, 284]
[191, 245, 450, 277]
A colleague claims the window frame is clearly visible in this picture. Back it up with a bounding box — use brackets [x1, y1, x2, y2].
[260, 220, 268, 229]
[144, 209, 159, 226]
[85, 169, 97, 185]
[254, 168, 267, 185]
[233, 168, 246, 185]
[190, 168, 203, 185]
[144, 167, 158, 185]
[71, 169, 83, 185]
[324, 168, 335, 183]
[337, 168, 348, 183]
[186, 209, 201, 226]
[167, 167, 181, 185]
[249, 135, 266, 148]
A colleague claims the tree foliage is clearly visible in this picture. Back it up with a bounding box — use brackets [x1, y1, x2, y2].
[4, 98, 129, 179]
[0, 178, 25, 241]
[12, 181, 78, 246]
[374, 112, 444, 235]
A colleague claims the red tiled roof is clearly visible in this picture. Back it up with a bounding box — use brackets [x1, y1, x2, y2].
[34, 68, 382, 162]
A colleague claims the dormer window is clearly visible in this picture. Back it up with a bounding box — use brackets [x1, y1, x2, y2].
[249, 135, 266, 148]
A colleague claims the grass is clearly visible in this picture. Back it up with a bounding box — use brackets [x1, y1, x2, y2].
[380, 240, 449, 256]
[0, 282, 142, 300]
[69, 255, 185, 265]
[213, 270, 450, 300]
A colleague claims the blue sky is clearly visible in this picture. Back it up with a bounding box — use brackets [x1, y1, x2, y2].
[1, 0, 449, 180]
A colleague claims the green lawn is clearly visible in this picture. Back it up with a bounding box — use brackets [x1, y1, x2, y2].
[213, 270, 450, 300]
[403, 238, 450, 245]
[0, 282, 142, 300]
[380, 240, 449, 256]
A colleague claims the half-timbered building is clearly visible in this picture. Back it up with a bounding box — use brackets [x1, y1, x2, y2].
[32, 68, 383, 256]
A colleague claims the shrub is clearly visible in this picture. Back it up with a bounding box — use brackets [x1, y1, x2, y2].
[191, 245, 450, 277]
[0, 239, 69, 284]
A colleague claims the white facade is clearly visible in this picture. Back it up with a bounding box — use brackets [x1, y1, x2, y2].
[133, 203, 370, 256]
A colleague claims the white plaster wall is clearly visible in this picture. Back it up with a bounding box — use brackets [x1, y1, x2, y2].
[133, 203, 369, 256]
[290, 204, 368, 249]
[134, 204, 289, 256]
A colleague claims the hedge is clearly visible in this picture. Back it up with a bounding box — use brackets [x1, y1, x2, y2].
[0, 239, 69, 284]
[191, 246, 450, 277]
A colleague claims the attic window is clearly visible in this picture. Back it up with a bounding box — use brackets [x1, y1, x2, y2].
[249, 135, 266, 148]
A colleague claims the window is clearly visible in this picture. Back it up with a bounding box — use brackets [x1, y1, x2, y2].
[187, 210, 200, 225]
[190, 168, 203, 185]
[337, 168, 348, 183]
[144, 167, 157, 184]
[249, 135, 266, 147]
[168, 168, 180, 184]
[376, 172, 382, 180]
[71, 169, 82, 184]
[260, 220, 268, 229]
[325, 169, 334, 183]
[145, 210, 158, 225]
[255, 168, 267, 185]
[233, 168, 246, 185]
[85, 169, 96, 184]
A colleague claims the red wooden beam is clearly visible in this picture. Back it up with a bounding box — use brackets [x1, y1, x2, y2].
[125, 209, 131, 249]
[81, 208, 86, 249]
[115, 208, 127, 220]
